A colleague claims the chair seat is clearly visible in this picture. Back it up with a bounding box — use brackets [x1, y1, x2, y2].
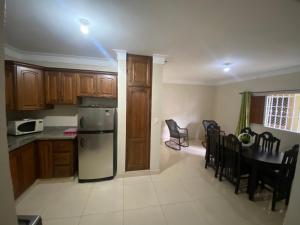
[240, 164, 251, 176]
[260, 168, 279, 187]
[171, 132, 188, 138]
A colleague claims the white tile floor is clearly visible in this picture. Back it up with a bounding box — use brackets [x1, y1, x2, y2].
[16, 140, 286, 225]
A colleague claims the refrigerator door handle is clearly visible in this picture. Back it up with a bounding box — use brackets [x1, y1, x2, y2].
[80, 137, 85, 148]
[79, 117, 84, 128]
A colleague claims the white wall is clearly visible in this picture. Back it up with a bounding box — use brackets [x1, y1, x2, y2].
[213, 73, 300, 151]
[116, 51, 126, 175]
[0, 0, 18, 223]
[161, 83, 215, 141]
[150, 62, 163, 172]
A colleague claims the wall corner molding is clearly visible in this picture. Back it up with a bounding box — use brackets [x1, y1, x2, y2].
[113, 49, 127, 61]
[4, 44, 117, 70]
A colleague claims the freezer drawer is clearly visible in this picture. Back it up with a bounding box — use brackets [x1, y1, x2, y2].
[78, 133, 114, 181]
[78, 108, 114, 131]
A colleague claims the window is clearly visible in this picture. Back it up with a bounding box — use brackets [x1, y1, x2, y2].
[264, 93, 300, 133]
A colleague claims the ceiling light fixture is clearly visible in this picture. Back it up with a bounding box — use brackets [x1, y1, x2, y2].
[79, 18, 89, 35]
[223, 62, 232, 73]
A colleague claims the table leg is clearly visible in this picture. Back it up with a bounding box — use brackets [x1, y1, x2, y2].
[249, 162, 258, 201]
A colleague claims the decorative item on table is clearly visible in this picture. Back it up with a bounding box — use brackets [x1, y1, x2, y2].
[238, 133, 254, 147]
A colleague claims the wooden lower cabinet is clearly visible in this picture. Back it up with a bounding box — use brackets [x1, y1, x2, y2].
[37, 141, 54, 179]
[9, 139, 76, 199]
[9, 143, 37, 199]
[9, 150, 23, 199]
[37, 140, 75, 178]
[20, 143, 37, 189]
[52, 140, 75, 177]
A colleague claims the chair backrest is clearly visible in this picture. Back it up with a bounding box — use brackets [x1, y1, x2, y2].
[206, 125, 223, 168]
[207, 126, 222, 157]
[202, 120, 218, 136]
[279, 145, 299, 187]
[221, 134, 242, 183]
[165, 119, 179, 138]
[256, 132, 280, 153]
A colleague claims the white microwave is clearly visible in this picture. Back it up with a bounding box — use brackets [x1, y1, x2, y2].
[7, 119, 44, 136]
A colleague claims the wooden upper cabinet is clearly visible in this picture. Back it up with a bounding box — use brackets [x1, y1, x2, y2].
[61, 72, 77, 104]
[5, 61, 118, 109]
[45, 71, 77, 104]
[45, 71, 61, 104]
[96, 75, 117, 98]
[127, 54, 152, 87]
[5, 64, 15, 111]
[15, 65, 45, 110]
[76, 73, 97, 96]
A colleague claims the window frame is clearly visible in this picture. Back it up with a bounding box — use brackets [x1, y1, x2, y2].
[263, 93, 300, 134]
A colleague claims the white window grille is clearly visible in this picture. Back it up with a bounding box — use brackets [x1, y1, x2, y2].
[264, 94, 300, 133]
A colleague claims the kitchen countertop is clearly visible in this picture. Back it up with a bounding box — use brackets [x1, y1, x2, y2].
[8, 127, 77, 152]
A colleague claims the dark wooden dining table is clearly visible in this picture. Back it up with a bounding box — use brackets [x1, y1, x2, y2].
[242, 146, 284, 201]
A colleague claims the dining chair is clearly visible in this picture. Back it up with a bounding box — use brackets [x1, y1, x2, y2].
[202, 120, 218, 136]
[240, 127, 258, 145]
[202, 120, 219, 148]
[259, 144, 299, 211]
[219, 134, 250, 194]
[205, 125, 224, 178]
[165, 119, 189, 150]
[256, 132, 280, 153]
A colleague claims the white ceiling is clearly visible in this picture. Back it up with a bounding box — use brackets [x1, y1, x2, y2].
[5, 0, 300, 85]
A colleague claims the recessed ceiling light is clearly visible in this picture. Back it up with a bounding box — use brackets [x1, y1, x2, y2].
[223, 62, 232, 73]
[79, 18, 89, 35]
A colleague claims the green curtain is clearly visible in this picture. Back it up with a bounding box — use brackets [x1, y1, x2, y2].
[235, 92, 252, 135]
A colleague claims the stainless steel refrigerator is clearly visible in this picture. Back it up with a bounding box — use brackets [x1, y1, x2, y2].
[77, 107, 116, 182]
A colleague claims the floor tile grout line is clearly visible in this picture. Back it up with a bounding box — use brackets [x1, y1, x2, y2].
[150, 173, 170, 225]
[78, 182, 95, 225]
[38, 182, 67, 219]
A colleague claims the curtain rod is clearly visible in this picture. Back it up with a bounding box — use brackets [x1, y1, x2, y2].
[239, 89, 300, 95]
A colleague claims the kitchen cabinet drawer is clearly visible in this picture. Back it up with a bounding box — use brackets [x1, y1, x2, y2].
[54, 166, 72, 177]
[53, 153, 72, 165]
[53, 140, 73, 153]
